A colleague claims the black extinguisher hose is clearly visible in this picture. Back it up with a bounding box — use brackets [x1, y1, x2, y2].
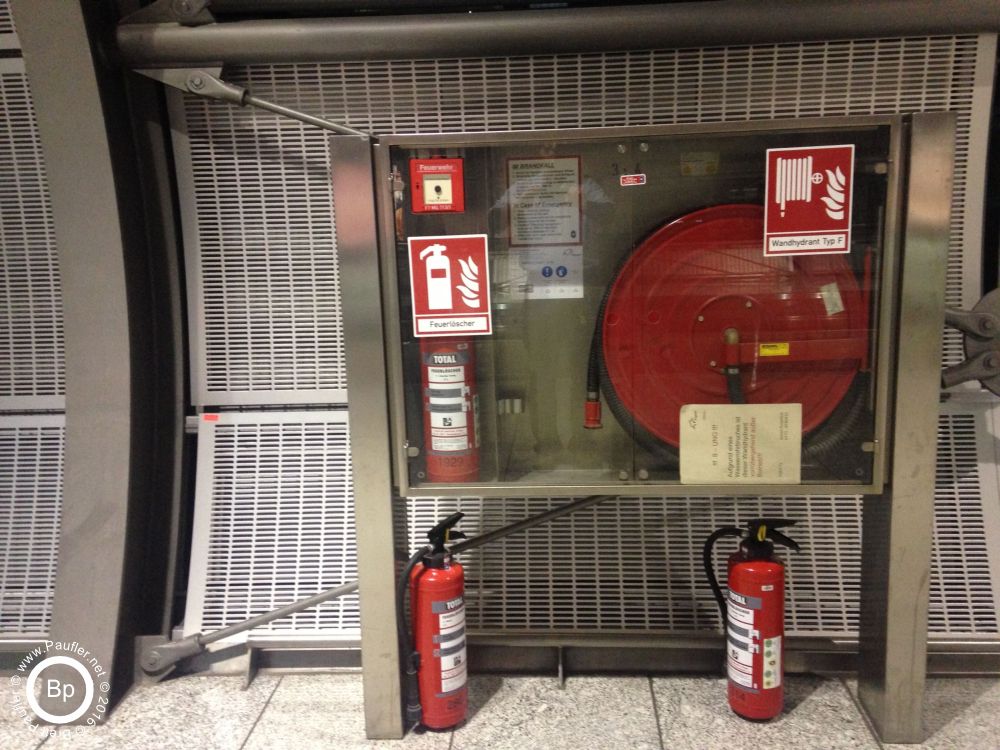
[397, 545, 432, 727]
[702, 527, 743, 623]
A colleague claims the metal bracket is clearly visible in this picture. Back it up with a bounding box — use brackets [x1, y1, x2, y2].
[942, 350, 1000, 389]
[135, 635, 177, 684]
[942, 289, 1000, 394]
[945, 306, 1000, 339]
[119, 0, 214, 26]
[137, 68, 370, 138]
[140, 633, 205, 674]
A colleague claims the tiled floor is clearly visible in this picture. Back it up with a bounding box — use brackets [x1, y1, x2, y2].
[2, 673, 998, 749]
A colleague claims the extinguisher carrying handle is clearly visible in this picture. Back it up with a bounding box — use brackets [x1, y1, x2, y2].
[745, 518, 800, 552]
[427, 512, 466, 553]
[702, 526, 743, 624]
[769, 528, 800, 552]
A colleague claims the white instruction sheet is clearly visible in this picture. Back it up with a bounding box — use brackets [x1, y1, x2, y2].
[679, 403, 802, 484]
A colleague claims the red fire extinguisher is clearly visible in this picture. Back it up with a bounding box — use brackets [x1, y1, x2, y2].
[420, 338, 479, 483]
[398, 513, 468, 730]
[703, 518, 800, 720]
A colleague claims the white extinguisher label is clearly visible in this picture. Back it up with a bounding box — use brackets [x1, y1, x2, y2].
[428, 365, 465, 384]
[727, 589, 761, 691]
[728, 662, 754, 689]
[728, 601, 755, 626]
[432, 597, 467, 696]
[427, 362, 471, 453]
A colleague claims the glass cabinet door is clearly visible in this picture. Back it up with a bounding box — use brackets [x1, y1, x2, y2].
[385, 122, 892, 494]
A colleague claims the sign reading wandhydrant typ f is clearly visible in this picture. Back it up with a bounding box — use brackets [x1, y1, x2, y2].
[764, 144, 854, 257]
[408, 234, 492, 337]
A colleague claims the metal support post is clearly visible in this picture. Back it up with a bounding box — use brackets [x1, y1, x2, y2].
[858, 112, 955, 743]
[330, 134, 403, 739]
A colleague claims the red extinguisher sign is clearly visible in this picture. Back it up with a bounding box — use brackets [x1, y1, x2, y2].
[408, 234, 492, 337]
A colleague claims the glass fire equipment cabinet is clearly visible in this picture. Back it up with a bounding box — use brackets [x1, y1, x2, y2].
[372, 118, 915, 499]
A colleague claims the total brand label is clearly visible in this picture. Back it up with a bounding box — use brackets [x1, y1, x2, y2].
[431, 597, 467, 695]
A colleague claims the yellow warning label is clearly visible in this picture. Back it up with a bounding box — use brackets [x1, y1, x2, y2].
[759, 343, 790, 357]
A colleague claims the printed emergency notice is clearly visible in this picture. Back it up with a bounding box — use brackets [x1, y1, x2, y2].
[679, 403, 802, 484]
[507, 157, 582, 246]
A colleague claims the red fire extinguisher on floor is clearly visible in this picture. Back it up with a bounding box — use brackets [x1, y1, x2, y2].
[398, 513, 468, 730]
[703, 518, 800, 720]
[420, 338, 479, 483]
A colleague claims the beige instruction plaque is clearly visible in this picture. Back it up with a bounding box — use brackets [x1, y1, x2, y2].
[679, 403, 802, 484]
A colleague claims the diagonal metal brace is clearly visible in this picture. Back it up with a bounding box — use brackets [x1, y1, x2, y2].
[141, 580, 361, 673]
[140, 68, 370, 138]
[139, 496, 613, 675]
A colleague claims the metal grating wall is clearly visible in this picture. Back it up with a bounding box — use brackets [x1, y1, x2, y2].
[405, 408, 1000, 636]
[407, 496, 862, 637]
[0, 415, 63, 637]
[0, 59, 63, 410]
[184, 412, 360, 637]
[931, 407, 1000, 634]
[0, 17, 64, 643]
[175, 35, 1000, 639]
[172, 95, 348, 407]
[0, 0, 14, 38]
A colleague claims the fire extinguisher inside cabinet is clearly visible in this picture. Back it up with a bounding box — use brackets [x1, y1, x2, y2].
[420, 338, 480, 483]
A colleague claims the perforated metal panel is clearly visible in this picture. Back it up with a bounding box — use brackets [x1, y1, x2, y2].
[184, 411, 359, 638]
[174, 36, 991, 406]
[0, 415, 63, 638]
[931, 404, 1000, 635]
[404, 407, 1000, 637]
[0, 58, 64, 411]
[0, 0, 16, 49]
[171, 95, 348, 407]
[406, 496, 860, 636]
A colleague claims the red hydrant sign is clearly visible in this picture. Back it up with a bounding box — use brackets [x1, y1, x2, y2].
[407, 234, 492, 337]
[763, 144, 854, 257]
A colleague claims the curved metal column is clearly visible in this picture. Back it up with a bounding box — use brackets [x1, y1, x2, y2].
[12, 0, 135, 719]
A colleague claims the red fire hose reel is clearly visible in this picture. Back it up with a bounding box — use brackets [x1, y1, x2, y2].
[593, 204, 871, 460]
